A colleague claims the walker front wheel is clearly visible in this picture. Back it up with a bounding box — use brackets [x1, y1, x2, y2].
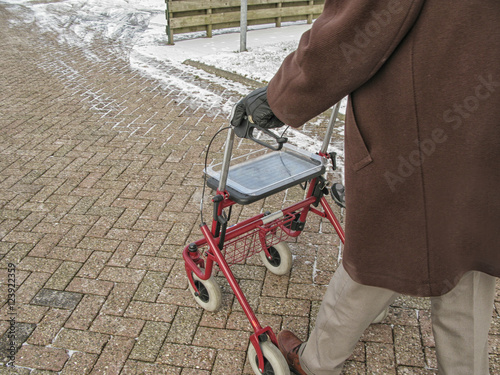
[248, 340, 290, 375]
[188, 269, 222, 312]
[260, 242, 292, 275]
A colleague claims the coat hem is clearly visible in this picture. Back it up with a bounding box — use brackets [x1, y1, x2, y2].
[341, 261, 492, 297]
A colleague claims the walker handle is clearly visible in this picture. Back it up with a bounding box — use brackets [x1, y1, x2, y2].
[233, 117, 287, 151]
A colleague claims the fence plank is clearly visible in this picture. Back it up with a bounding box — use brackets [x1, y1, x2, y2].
[169, 0, 318, 12]
[169, 5, 322, 29]
[166, 0, 324, 44]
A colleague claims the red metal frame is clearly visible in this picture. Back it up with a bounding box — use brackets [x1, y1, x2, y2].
[183, 173, 345, 373]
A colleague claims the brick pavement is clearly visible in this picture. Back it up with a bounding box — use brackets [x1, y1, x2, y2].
[0, 3, 499, 375]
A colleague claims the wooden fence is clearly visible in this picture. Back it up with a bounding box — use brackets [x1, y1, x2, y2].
[165, 0, 325, 44]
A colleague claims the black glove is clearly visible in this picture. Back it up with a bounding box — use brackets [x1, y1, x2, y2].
[231, 86, 284, 129]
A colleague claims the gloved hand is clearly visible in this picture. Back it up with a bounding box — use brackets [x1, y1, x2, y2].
[231, 86, 284, 129]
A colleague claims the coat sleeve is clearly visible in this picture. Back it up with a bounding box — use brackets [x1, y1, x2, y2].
[267, 0, 425, 127]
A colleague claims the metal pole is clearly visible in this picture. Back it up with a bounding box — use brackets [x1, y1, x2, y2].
[320, 101, 341, 155]
[240, 0, 248, 52]
[218, 127, 235, 192]
[165, 1, 174, 45]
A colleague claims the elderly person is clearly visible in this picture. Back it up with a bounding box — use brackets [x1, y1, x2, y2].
[231, 1, 500, 374]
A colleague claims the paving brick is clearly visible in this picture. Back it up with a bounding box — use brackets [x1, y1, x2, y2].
[18, 256, 61, 274]
[65, 277, 114, 296]
[341, 360, 366, 374]
[137, 233, 170, 257]
[90, 314, 145, 338]
[397, 366, 437, 374]
[366, 342, 396, 375]
[31, 288, 83, 310]
[53, 328, 109, 354]
[32, 221, 73, 236]
[157, 286, 199, 308]
[181, 369, 210, 375]
[348, 341, 366, 363]
[60, 351, 98, 375]
[15, 344, 69, 371]
[261, 272, 289, 298]
[200, 309, 229, 329]
[490, 354, 500, 375]
[0, 366, 31, 374]
[121, 360, 181, 375]
[424, 347, 438, 371]
[394, 325, 426, 367]
[162, 260, 189, 290]
[193, 327, 249, 351]
[28, 233, 63, 257]
[0, 304, 49, 325]
[100, 282, 137, 316]
[287, 282, 326, 301]
[65, 294, 106, 330]
[212, 349, 246, 375]
[107, 241, 141, 267]
[98, 266, 145, 284]
[77, 237, 120, 252]
[163, 222, 194, 247]
[129, 255, 175, 273]
[157, 343, 216, 370]
[133, 271, 169, 302]
[164, 307, 202, 345]
[27, 308, 71, 346]
[2, 230, 43, 245]
[258, 296, 311, 317]
[0, 322, 36, 363]
[15, 272, 52, 304]
[130, 320, 170, 362]
[91, 335, 135, 375]
[76, 251, 111, 279]
[124, 301, 177, 323]
[44, 261, 82, 290]
[489, 334, 500, 355]
[393, 296, 431, 310]
[386, 307, 419, 326]
[418, 310, 435, 347]
[0, 243, 33, 269]
[361, 323, 394, 344]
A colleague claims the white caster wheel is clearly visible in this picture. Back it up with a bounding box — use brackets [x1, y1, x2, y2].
[188, 269, 222, 312]
[371, 307, 389, 324]
[248, 340, 290, 375]
[259, 242, 292, 275]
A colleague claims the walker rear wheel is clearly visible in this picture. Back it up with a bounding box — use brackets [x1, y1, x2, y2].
[260, 242, 292, 275]
[248, 340, 290, 375]
[188, 269, 222, 312]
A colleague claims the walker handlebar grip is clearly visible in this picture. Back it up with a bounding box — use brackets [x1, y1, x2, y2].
[233, 118, 287, 151]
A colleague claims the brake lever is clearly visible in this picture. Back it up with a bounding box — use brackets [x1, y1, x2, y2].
[233, 117, 288, 151]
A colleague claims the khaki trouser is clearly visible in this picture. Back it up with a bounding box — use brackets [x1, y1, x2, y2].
[299, 264, 496, 375]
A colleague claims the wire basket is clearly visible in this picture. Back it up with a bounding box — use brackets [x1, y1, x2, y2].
[221, 213, 295, 265]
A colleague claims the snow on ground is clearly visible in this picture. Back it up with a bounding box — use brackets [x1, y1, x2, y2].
[141, 14, 309, 84]
[134, 12, 346, 167]
[3, 0, 345, 161]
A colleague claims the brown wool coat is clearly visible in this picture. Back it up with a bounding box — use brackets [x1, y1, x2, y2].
[268, 0, 500, 296]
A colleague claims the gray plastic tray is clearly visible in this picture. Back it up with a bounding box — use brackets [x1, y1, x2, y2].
[205, 144, 325, 204]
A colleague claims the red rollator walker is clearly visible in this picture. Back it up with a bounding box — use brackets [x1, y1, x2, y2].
[183, 102, 346, 375]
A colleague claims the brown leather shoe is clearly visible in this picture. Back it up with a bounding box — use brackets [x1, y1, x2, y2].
[277, 330, 308, 375]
